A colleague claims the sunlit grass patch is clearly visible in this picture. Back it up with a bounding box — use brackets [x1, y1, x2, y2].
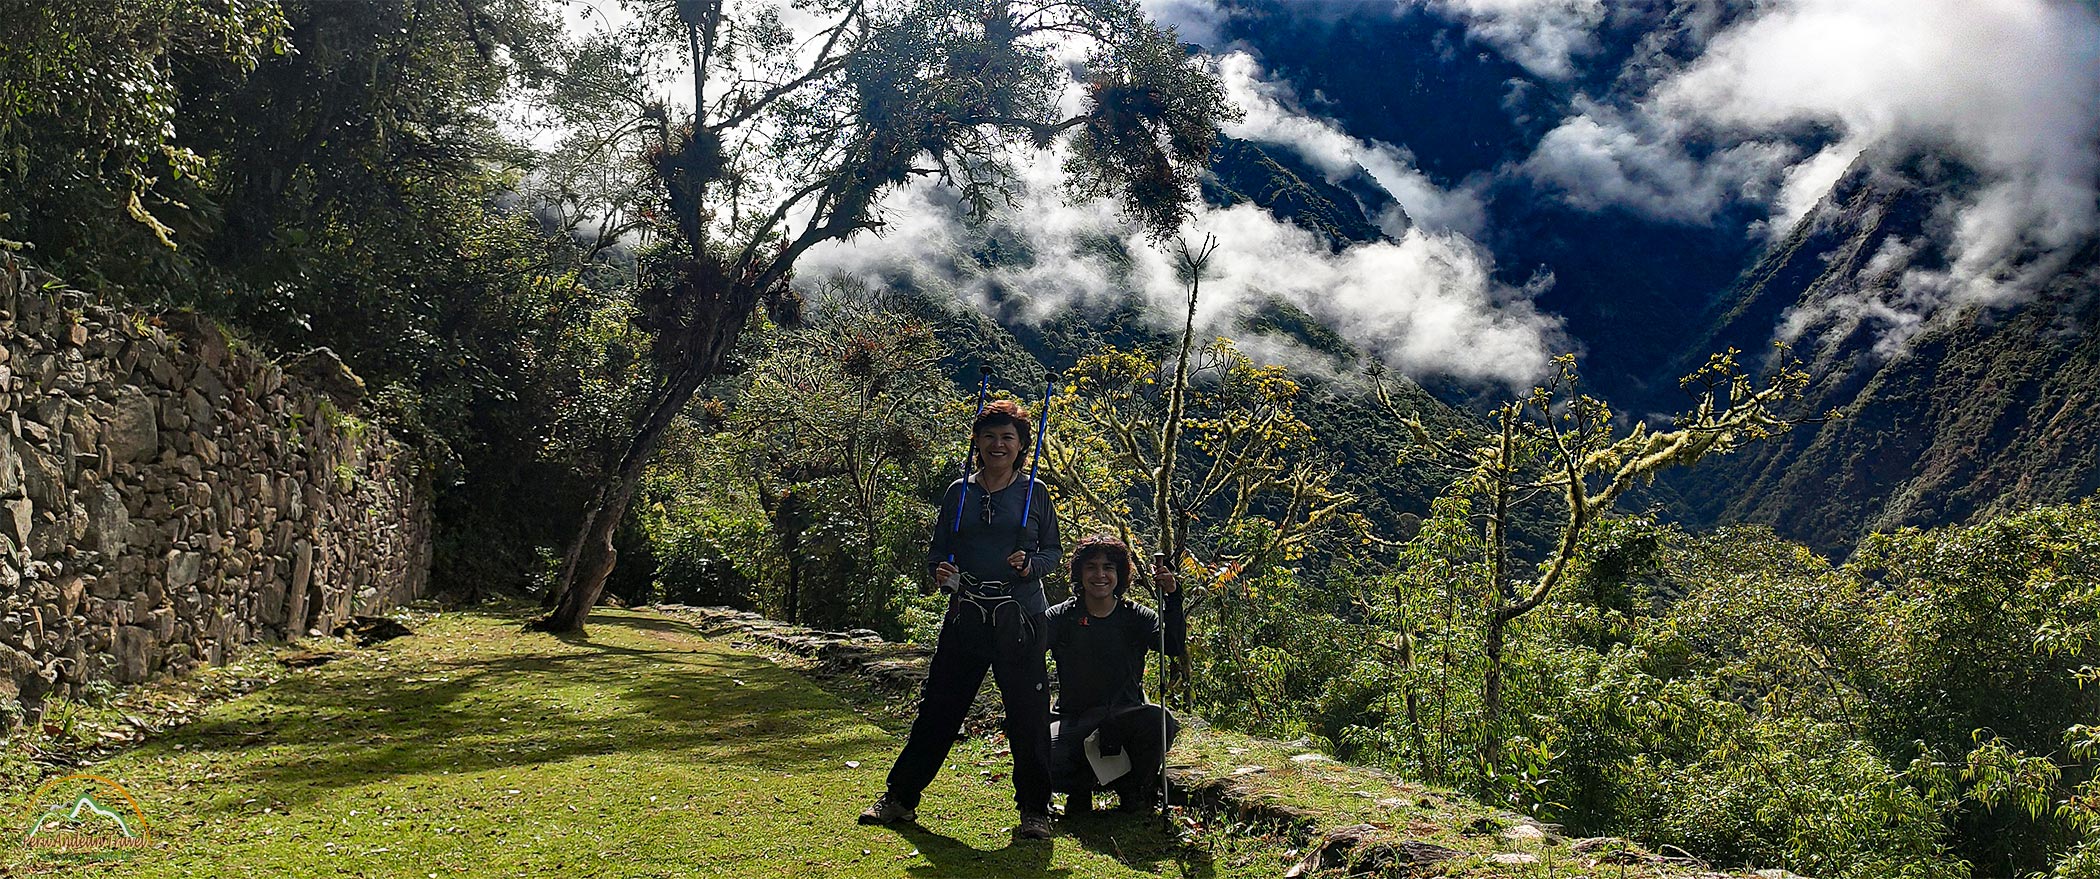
[0, 608, 1279, 878]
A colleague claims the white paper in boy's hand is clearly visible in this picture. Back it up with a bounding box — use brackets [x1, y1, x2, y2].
[1084, 729, 1131, 785]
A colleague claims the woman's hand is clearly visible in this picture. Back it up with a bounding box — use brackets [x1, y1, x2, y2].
[1006, 550, 1030, 577]
[1152, 553, 1178, 594]
[933, 561, 959, 591]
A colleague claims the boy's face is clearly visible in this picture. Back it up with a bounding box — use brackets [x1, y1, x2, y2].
[1080, 552, 1120, 601]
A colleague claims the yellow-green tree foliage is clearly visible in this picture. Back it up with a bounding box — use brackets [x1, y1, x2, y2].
[1044, 338, 1358, 600]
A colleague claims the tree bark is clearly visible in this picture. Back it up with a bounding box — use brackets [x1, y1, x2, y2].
[529, 361, 707, 633]
[1153, 239, 1210, 710]
[530, 279, 758, 633]
[1477, 406, 1517, 772]
[1153, 237, 1210, 581]
[1398, 629, 1433, 779]
[1479, 611, 1508, 773]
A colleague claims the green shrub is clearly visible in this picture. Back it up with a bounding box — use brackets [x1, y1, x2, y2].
[654, 508, 769, 610]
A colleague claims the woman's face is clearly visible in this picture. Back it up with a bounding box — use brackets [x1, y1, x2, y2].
[974, 423, 1023, 474]
[1079, 552, 1120, 602]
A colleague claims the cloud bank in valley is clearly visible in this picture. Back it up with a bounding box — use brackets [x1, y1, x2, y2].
[1427, 0, 1609, 80]
[799, 46, 1562, 387]
[1479, 0, 2100, 346]
[806, 0, 2100, 382]
[1661, 0, 2100, 342]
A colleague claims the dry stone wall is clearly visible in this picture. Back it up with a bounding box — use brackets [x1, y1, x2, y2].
[0, 255, 432, 707]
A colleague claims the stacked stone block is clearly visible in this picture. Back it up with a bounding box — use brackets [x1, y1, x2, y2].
[0, 255, 433, 707]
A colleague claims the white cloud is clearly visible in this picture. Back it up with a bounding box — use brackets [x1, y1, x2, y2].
[1520, 106, 1797, 222]
[1151, 204, 1561, 382]
[1217, 51, 1489, 236]
[1770, 144, 1859, 230]
[800, 141, 1561, 387]
[1504, 0, 2100, 346]
[1664, 0, 2100, 237]
[1141, 0, 1228, 48]
[1426, 0, 1609, 80]
[1668, 0, 2100, 309]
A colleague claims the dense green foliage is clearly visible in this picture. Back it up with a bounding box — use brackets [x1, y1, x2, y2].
[1, 0, 659, 597]
[9, 2, 2099, 876]
[1311, 503, 2100, 878]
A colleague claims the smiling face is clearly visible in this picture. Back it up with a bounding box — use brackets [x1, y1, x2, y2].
[1078, 550, 1121, 602]
[974, 423, 1023, 475]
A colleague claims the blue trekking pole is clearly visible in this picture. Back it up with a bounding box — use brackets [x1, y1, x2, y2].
[1016, 372, 1054, 557]
[943, 366, 994, 590]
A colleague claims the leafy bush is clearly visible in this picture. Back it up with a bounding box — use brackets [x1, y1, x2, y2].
[654, 508, 768, 610]
[1616, 718, 1964, 879]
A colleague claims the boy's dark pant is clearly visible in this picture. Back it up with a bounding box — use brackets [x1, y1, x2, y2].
[884, 600, 1052, 813]
[1052, 703, 1180, 799]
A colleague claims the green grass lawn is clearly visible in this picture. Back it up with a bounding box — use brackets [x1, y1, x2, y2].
[2, 609, 1289, 878]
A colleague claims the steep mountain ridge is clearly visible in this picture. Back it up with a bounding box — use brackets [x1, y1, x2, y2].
[1203, 1, 2099, 550]
[1204, 137, 1401, 248]
[1661, 156, 2100, 551]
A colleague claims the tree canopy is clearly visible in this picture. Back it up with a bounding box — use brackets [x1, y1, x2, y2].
[533, 0, 1236, 632]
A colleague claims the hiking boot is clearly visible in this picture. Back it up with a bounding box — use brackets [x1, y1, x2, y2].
[1064, 792, 1093, 818]
[1014, 810, 1053, 840]
[857, 791, 916, 825]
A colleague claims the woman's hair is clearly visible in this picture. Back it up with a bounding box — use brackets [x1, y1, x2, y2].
[1069, 534, 1134, 596]
[972, 399, 1033, 472]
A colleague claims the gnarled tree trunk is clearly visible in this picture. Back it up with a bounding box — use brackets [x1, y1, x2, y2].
[530, 278, 761, 634]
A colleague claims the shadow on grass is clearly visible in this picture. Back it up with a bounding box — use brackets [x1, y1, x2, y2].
[887, 823, 1067, 879]
[1061, 811, 1218, 878]
[154, 612, 891, 810]
[578, 613, 720, 640]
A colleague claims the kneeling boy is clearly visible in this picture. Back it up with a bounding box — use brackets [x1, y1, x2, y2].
[1045, 535, 1185, 815]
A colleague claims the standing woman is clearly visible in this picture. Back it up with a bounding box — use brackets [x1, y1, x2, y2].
[859, 399, 1063, 840]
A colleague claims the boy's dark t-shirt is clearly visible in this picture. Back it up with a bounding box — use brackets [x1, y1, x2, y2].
[1045, 590, 1185, 716]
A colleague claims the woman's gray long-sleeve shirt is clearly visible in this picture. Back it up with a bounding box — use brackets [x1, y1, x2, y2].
[927, 474, 1062, 616]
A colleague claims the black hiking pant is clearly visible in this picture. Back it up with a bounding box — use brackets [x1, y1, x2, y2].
[884, 597, 1052, 814]
[1051, 703, 1180, 800]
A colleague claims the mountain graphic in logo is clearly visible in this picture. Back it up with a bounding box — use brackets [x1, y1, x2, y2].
[30, 794, 138, 840]
[16, 774, 153, 854]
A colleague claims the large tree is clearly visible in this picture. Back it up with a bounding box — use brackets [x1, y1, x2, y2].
[533, 0, 1232, 632]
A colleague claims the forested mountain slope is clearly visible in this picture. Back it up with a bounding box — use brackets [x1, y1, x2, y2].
[1662, 158, 2100, 551]
[1196, 0, 2100, 552]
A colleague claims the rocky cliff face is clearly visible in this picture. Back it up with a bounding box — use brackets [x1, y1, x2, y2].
[0, 255, 432, 708]
[1660, 158, 2100, 551]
